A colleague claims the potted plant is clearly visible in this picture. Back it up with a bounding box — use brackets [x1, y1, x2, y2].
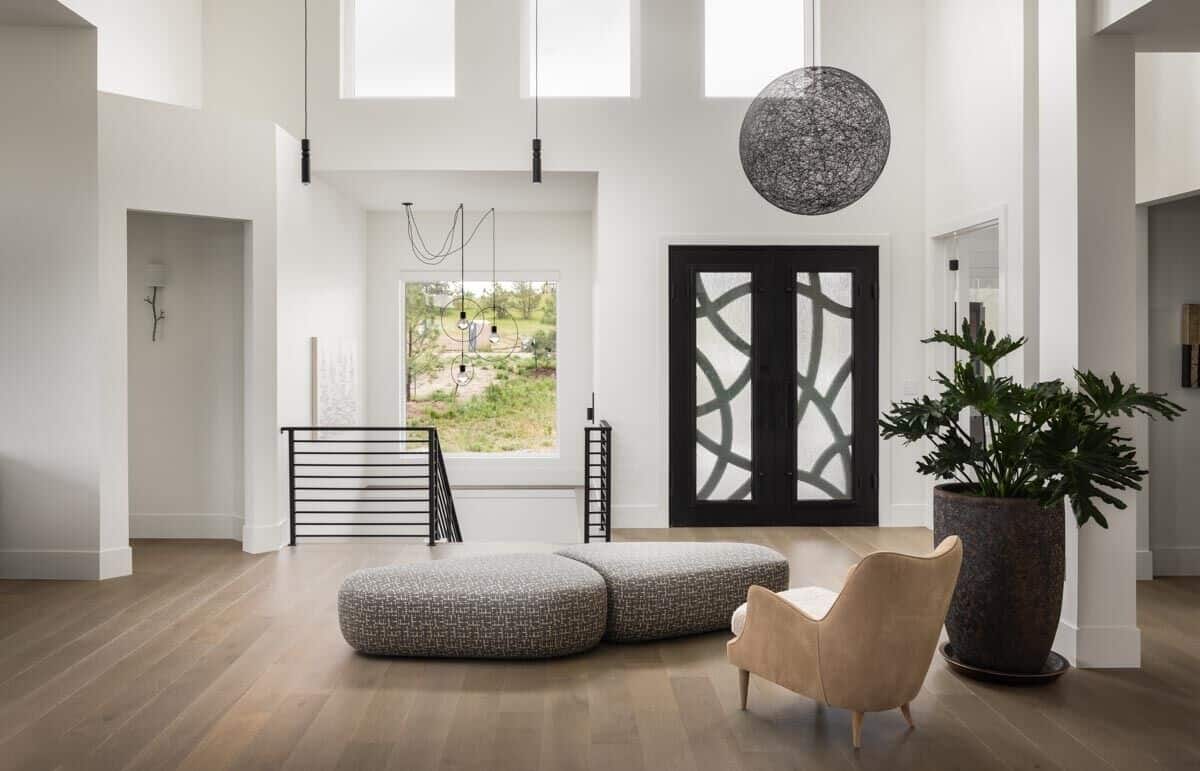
[880, 323, 1182, 677]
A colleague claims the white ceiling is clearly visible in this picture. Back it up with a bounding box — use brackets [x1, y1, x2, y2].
[1096, 0, 1200, 51]
[0, 0, 90, 27]
[319, 170, 598, 213]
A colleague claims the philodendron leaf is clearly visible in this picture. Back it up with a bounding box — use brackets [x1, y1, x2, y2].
[881, 323, 1185, 530]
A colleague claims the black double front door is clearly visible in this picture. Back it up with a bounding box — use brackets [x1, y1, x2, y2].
[668, 245, 879, 527]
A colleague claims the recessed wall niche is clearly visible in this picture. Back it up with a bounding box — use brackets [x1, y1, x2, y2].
[126, 212, 246, 540]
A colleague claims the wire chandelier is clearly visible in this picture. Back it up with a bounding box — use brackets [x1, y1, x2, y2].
[400, 203, 522, 387]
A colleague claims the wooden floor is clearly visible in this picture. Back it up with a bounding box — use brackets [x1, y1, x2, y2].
[1, 528, 1198, 771]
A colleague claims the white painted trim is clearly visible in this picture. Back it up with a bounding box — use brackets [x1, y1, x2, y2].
[1076, 624, 1142, 669]
[130, 513, 244, 541]
[0, 546, 132, 581]
[1054, 617, 1078, 664]
[1150, 546, 1200, 576]
[1055, 617, 1143, 668]
[655, 232, 894, 530]
[890, 503, 931, 529]
[612, 503, 661, 529]
[1137, 548, 1154, 580]
[242, 519, 287, 554]
[99, 546, 133, 580]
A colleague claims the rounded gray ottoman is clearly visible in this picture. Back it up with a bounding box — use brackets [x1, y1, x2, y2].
[338, 554, 607, 658]
[554, 542, 789, 642]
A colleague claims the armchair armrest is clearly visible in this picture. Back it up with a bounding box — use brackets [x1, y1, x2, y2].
[727, 585, 826, 703]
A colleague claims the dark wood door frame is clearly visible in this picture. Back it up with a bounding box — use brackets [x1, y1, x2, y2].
[668, 245, 879, 527]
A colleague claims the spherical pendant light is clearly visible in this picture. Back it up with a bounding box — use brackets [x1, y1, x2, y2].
[739, 66, 891, 216]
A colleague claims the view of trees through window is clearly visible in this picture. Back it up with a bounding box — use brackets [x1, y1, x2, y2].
[405, 281, 558, 454]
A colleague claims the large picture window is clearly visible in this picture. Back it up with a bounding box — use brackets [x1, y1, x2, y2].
[526, 0, 634, 97]
[705, 0, 811, 97]
[343, 0, 455, 97]
[404, 280, 558, 455]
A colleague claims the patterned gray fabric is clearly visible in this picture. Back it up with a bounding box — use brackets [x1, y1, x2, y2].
[554, 542, 789, 642]
[338, 554, 607, 659]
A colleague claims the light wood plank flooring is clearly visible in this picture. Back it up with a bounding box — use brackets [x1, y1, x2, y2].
[1, 528, 1197, 770]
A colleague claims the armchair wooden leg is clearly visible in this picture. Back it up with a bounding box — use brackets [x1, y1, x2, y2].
[900, 703, 914, 728]
[851, 711, 864, 749]
[738, 669, 750, 710]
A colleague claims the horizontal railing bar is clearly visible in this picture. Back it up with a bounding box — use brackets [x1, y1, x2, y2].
[295, 499, 429, 503]
[295, 534, 431, 538]
[295, 463, 430, 467]
[295, 522, 431, 526]
[295, 510, 429, 514]
[296, 475, 430, 479]
[294, 439, 430, 444]
[283, 426, 435, 432]
[295, 486, 428, 492]
[295, 446, 432, 453]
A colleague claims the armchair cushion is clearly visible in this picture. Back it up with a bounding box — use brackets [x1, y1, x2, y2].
[731, 586, 838, 636]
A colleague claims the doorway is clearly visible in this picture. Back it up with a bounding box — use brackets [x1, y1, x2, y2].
[668, 245, 879, 526]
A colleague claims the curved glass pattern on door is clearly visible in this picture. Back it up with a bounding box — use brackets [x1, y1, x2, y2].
[695, 272, 753, 500]
[795, 272, 853, 500]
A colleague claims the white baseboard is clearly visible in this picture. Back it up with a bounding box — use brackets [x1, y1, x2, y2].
[1055, 617, 1142, 668]
[1136, 549, 1154, 581]
[1150, 546, 1200, 576]
[0, 545, 132, 581]
[612, 504, 665, 529]
[130, 513, 243, 541]
[242, 519, 287, 553]
[887, 503, 931, 528]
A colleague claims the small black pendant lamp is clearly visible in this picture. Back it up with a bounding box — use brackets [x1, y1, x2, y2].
[301, 0, 312, 184]
[531, 0, 542, 183]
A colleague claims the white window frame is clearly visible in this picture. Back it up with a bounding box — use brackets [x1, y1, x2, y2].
[704, 0, 818, 98]
[398, 271, 563, 461]
[340, 0, 456, 99]
[519, 0, 641, 99]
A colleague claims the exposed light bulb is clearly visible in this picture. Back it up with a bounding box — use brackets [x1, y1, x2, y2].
[456, 310, 469, 331]
[454, 363, 472, 386]
[489, 325, 501, 345]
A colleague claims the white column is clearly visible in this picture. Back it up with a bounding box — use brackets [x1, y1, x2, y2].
[1039, 0, 1141, 668]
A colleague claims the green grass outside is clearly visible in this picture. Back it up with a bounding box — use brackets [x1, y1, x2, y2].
[409, 366, 557, 453]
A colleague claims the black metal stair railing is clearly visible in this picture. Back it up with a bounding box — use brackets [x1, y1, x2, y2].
[280, 426, 462, 545]
[584, 420, 612, 542]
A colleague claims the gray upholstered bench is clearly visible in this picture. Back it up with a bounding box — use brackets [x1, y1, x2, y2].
[554, 542, 789, 642]
[338, 554, 607, 658]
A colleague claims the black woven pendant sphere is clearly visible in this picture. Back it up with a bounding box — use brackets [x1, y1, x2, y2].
[740, 66, 891, 216]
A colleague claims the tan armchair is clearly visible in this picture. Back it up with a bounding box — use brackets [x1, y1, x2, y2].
[727, 536, 963, 748]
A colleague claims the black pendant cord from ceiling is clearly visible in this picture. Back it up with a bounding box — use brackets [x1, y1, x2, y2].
[301, 0, 311, 184]
[402, 204, 493, 264]
[531, 0, 542, 183]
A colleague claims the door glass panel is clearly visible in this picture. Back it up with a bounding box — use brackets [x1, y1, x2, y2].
[795, 272, 853, 500]
[695, 272, 753, 500]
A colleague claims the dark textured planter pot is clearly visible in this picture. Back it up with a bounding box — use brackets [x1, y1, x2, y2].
[933, 484, 1065, 674]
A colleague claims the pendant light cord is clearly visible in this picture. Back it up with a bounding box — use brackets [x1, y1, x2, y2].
[460, 204, 466, 365]
[492, 209, 497, 319]
[304, 0, 309, 137]
[534, 0, 539, 139]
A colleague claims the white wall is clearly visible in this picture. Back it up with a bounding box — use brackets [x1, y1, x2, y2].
[204, 0, 930, 528]
[127, 212, 246, 540]
[1038, 0, 1142, 668]
[924, 0, 1039, 384]
[1136, 53, 1200, 205]
[275, 129, 369, 479]
[61, 0, 204, 108]
[0, 23, 112, 579]
[1147, 195, 1200, 575]
[99, 94, 280, 555]
[99, 96, 370, 553]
